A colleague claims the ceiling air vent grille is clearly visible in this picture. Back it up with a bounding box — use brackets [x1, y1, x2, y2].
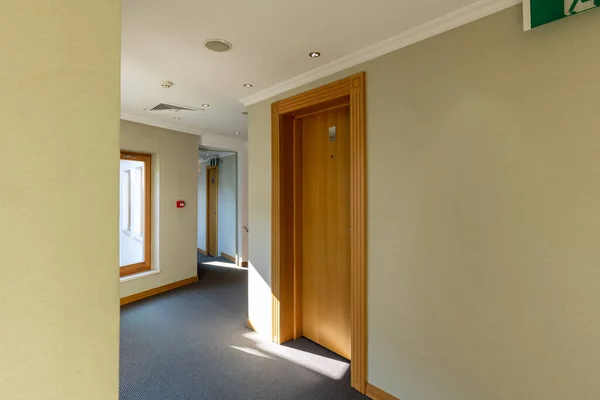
[147, 103, 202, 112]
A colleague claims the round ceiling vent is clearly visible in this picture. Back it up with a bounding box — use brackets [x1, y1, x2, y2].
[205, 39, 233, 52]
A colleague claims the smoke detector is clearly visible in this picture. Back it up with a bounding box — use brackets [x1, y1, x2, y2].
[205, 39, 233, 52]
[160, 80, 174, 89]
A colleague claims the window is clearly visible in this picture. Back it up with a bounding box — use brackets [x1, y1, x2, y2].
[119, 151, 152, 277]
[121, 170, 131, 232]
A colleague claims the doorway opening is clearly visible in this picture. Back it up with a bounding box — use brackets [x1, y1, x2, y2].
[197, 148, 239, 265]
[270, 73, 366, 393]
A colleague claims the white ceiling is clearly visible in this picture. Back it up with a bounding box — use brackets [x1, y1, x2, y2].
[121, 0, 517, 139]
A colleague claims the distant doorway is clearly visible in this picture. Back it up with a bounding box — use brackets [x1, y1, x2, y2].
[197, 148, 239, 264]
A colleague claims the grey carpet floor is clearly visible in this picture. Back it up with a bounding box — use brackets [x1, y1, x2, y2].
[119, 255, 368, 400]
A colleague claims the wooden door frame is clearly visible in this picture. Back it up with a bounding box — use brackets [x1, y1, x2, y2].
[271, 72, 367, 393]
[206, 165, 218, 257]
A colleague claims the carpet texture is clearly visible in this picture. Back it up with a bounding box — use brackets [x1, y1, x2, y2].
[119, 255, 368, 400]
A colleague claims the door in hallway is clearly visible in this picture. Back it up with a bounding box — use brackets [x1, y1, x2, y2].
[301, 105, 351, 360]
[207, 166, 218, 256]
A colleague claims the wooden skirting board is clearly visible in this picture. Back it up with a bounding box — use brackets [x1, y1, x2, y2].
[220, 252, 236, 263]
[366, 383, 399, 400]
[120, 276, 199, 306]
[197, 248, 207, 255]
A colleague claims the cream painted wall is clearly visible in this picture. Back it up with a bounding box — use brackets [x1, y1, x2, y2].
[0, 1, 120, 399]
[120, 120, 199, 298]
[247, 6, 600, 400]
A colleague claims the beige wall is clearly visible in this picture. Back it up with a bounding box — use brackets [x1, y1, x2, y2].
[120, 120, 199, 297]
[247, 6, 600, 400]
[0, 1, 120, 399]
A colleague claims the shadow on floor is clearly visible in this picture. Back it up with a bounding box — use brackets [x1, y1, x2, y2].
[119, 254, 368, 400]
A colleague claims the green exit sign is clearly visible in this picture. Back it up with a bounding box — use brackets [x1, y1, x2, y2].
[524, 0, 600, 30]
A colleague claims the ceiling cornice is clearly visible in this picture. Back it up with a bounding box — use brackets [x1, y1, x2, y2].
[120, 113, 205, 136]
[240, 0, 521, 107]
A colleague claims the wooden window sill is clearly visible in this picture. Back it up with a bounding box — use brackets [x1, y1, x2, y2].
[120, 269, 160, 283]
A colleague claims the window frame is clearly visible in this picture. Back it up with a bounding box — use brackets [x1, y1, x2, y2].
[120, 151, 152, 277]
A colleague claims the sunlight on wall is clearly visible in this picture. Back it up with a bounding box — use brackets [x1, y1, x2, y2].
[248, 262, 272, 339]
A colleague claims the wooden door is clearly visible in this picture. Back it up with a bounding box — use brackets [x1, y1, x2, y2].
[207, 166, 218, 256]
[301, 105, 351, 359]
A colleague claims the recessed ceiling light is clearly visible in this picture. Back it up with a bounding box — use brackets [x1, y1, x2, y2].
[243, 84, 253, 88]
[309, 52, 321, 58]
[205, 39, 233, 52]
[235, 132, 240, 135]
[202, 104, 210, 107]
[173, 116, 181, 120]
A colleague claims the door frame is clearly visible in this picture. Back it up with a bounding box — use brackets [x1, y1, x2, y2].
[271, 72, 367, 393]
[206, 165, 219, 257]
